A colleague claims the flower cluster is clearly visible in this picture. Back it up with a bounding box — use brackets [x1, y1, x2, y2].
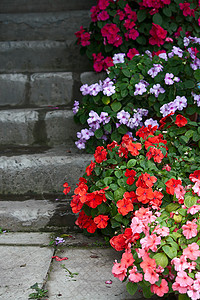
[75, 0, 200, 71]
[111, 173, 200, 299]
[74, 38, 200, 152]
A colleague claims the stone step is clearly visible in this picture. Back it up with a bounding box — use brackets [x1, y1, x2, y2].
[0, 0, 96, 13]
[0, 108, 82, 146]
[0, 41, 91, 73]
[0, 147, 92, 195]
[0, 11, 90, 41]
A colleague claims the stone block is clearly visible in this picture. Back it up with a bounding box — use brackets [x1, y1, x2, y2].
[30, 72, 73, 106]
[0, 74, 27, 106]
[0, 109, 38, 145]
[0, 11, 91, 41]
[45, 110, 82, 146]
[80, 71, 107, 85]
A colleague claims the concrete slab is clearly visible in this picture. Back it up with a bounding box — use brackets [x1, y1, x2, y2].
[0, 232, 51, 245]
[80, 71, 107, 85]
[47, 247, 144, 300]
[0, 245, 54, 300]
[30, 72, 73, 106]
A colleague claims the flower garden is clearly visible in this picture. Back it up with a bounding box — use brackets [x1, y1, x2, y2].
[64, 0, 200, 299]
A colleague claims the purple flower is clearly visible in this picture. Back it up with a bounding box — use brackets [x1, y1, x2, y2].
[174, 96, 187, 110]
[183, 37, 190, 47]
[77, 128, 94, 141]
[144, 118, 159, 128]
[89, 83, 102, 96]
[117, 110, 130, 125]
[103, 85, 115, 96]
[190, 58, 200, 70]
[80, 84, 90, 95]
[112, 53, 125, 64]
[158, 52, 168, 61]
[148, 64, 163, 78]
[160, 103, 173, 117]
[72, 100, 79, 114]
[150, 84, 165, 98]
[87, 110, 101, 130]
[168, 46, 183, 58]
[192, 92, 200, 107]
[134, 81, 147, 96]
[164, 73, 174, 85]
[75, 139, 86, 149]
[55, 237, 65, 245]
[100, 112, 111, 124]
[127, 117, 138, 129]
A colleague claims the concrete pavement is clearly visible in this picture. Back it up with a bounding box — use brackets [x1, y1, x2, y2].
[0, 232, 145, 300]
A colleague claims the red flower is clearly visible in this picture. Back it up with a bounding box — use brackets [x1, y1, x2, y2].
[179, 2, 195, 17]
[127, 48, 139, 60]
[70, 194, 83, 214]
[125, 169, 137, 185]
[123, 191, 137, 203]
[189, 170, 200, 183]
[86, 190, 107, 208]
[74, 181, 88, 197]
[175, 115, 188, 127]
[136, 187, 154, 204]
[136, 173, 157, 188]
[63, 182, 71, 195]
[94, 146, 107, 163]
[75, 211, 97, 233]
[107, 141, 119, 150]
[127, 141, 142, 156]
[110, 234, 126, 251]
[117, 198, 134, 216]
[146, 147, 165, 163]
[75, 26, 90, 46]
[86, 161, 96, 176]
[136, 125, 158, 140]
[149, 23, 167, 47]
[150, 191, 164, 209]
[94, 215, 109, 228]
[165, 178, 182, 195]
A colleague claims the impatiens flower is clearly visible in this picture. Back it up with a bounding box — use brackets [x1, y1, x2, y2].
[94, 215, 109, 229]
[121, 249, 135, 268]
[183, 243, 200, 260]
[112, 260, 127, 281]
[112, 53, 125, 64]
[63, 182, 71, 195]
[182, 220, 198, 239]
[131, 217, 145, 235]
[70, 194, 83, 213]
[175, 270, 194, 287]
[187, 205, 200, 215]
[86, 161, 96, 176]
[144, 268, 159, 284]
[110, 234, 126, 251]
[124, 169, 137, 185]
[117, 198, 133, 216]
[140, 234, 161, 252]
[136, 187, 154, 204]
[128, 266, 143, 282]
[171, 255, 189, 271]
[94, 146, 107, 163]
[151, 279, 169, 297]
[165, 178, 182, 195]
[140, 256, 157, 273]
[149, 23, 167, 47]
[175, 115, 188, 127]
[127, 142, 142, 156]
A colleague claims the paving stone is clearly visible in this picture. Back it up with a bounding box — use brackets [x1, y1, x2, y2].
[30, 72, 73, 106]
[0, 245, 53, 300]
[0, 41, 91, 73]
[47, 248, 144, 300]
[45, 110, 82, 146]
[0, 109, 38, 145]
[80, 71, 107, 85]
[0, 232, 51, 245]
[0, 148, 92, 194]
[0, 0, 96, 13]
[0, 11, 91, 41]
[0, 74, 28, 107]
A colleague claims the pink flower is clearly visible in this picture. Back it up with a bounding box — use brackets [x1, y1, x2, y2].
[182, 220, 198, 239]
[97, 10, 109, 21]
[172, 282, 188, 294]
[176, 270, 194, 287]
[144, 268, 159, 284]
[112, 260, 127, 281]
[121, 249, 135, 268]
[183, 243, 200, 261]
[131, 217, 144, 235]
[151, 279, 169, 297]
[153, 226, 170, 237]
[171, 255, 189, 271]
[174, 184, 186, 201]
[128, 266, 143, 282]
[187, 205, 200, 215]
[187, 286, 200, 300]
[140, 234, 161, 252]
[193, 181, 200, 196]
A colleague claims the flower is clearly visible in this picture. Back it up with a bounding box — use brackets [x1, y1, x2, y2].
[175, 115, 188, 127]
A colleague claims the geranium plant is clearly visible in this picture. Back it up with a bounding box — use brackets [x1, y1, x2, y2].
[74, 37, 200, 152]
[64, 124, 200, 239]
[111, 172, 200, 300]
[75, 0, 200, 71]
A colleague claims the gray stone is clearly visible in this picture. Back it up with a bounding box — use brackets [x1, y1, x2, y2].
[0, 245, 53, 300]
[0, 0, 96, 13]
[30, 72, 73, 106]
[0, 74, 27, 106]
[45, 110, 82, 146]
[80, 71, 107, 85]
[0, 41, 91, 73]
[0, 11, 91, 41]
[0, 148, 92, 194]
[0, 109, 38, 145]
[0, 232, 51, 245]
[47, 248, 144, 300]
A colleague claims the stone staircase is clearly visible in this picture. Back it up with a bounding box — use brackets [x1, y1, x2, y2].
[0, 0, 98, 232]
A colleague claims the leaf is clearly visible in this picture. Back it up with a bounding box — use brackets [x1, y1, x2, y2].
[184, 194, 197, 208]
[152, 13, 162, 25]
[194, 69, 200, 81]
[162, 245, 177, 259]
[165, 203, 180, 212]
[184, 80, 195, 88]
[111, 101, 122, 112]
[153, 253, 168, 268]
[122, 68, 131, 77]
[103, 177, 113, 186]
[126, 282, 138, 295]
[114, 187, 126, 201]
[137, 10, 147, 22]
[127, 159, 137, 168]
[94, 128, 103, 139]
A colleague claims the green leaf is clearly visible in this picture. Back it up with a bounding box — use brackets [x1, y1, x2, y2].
[104, 123, 112, 133]
[184, 80, 195, 88]
[184, 194, 197, 208]
[162, 245, 177, 259]
[165, 203, 180, 212]
[185, 130, 194, 139]
[105, 190, 114, 200]
[109, 184, 118, 191]
[127, 159, 137, 168]
[152, 13, 162, 25]
[153, 253, 168, 268]
[194, 69, 200, 81]
[137, 10, 147, 22]
[94, 128, 103, 139]
[114, 187, 126, 201]
[122, 68, 131, 77]
[163, 6, 172, 17]
[111, 101, 122, 112]
[114, 170, 122, 178]
[103, 177, 113, 186]
[126, 282, 138, 295]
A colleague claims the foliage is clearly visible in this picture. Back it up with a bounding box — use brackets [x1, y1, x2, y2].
[65, 125, 200, 238]
[74, 38, 200, 152]
[75, 0, 200, 71]
[28, 283, 48, 300]
[111, 176, 200, 299]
